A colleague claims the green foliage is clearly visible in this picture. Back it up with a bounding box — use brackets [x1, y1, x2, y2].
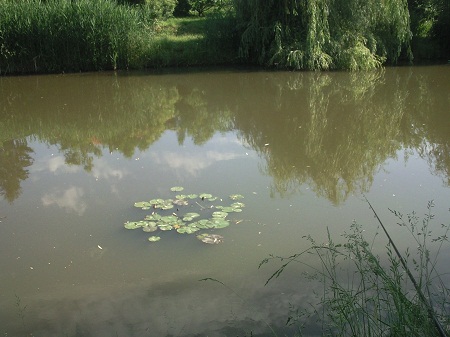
[0, 0, 156, 74]
[409, 0, 450, 58]
[0, 0, 238, 75]
[261, 202, 450, 336]
[188, 0, 231, 16]
[174, 0, 191, 17]
[118, 0, 176, 17]
[234, 0, 412, 70]
[143, 0, 177, 20]
[189, 0, 216, 16]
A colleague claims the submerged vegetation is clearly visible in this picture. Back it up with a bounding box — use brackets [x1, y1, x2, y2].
[0, 0, 448, 74]
[260, 201, 450, 336]
[124, 187, 245, 244]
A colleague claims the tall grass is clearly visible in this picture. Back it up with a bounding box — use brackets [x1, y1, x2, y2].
[0, 0, 239, 74]
[261, 201, 450, 336]
[0, 0, 155, 74]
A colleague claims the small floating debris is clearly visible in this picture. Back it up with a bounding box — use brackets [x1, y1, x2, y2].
[148, 236, 161, 242]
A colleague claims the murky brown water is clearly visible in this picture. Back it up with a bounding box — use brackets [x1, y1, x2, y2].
[1, 65, 449, 336]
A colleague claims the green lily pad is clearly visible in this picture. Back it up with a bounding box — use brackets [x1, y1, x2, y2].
[126, 188, 246, 243]
[142, 222, 158, 232]
[149, 198, 164, 205]
[191, 219, 214, 229]
[148, 236, 161, 242]
[160, 203, 174, 210]
[208, 218, 230, 229]
[158, 224, 173, 231]
[170, 186, 184, 192]
[124, 221, 146, 229]
[134, 201, 151, 209]
[144, 213, 162, 221]
[229, 194, 244, 200]
[177, 226, 200, 234]
[160, 215, 178, 223]
[197, 233, 224, 244]
[182, 212, 200, 222]
[212, 211, 228, 219]
[188, 221, 205, 229]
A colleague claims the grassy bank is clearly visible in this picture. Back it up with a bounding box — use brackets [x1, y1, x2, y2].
[144, 16, 238, 67]
[0, 0, 447, 75]
[0, 0, 238, 75]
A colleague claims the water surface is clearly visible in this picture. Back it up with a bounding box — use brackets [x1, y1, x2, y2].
[1, 65, 449, 336]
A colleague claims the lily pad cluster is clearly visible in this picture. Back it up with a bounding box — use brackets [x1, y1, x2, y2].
[124, 187, 245, 244]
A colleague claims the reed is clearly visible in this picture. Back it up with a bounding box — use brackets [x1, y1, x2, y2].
[0, 0, 154, 74]
[0, 0, 238, 74]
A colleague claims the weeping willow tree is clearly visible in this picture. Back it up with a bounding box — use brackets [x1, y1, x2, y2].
[234, 0, 412, 70]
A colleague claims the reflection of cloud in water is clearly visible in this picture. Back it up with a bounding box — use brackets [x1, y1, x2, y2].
[5, 276, 319, 337]
[32, 155, 81, 174]
[41, 186, 87, 215]
[152, 151, 243, 176]
[91, 159, 126, 180]
[47, 156, 80, 173]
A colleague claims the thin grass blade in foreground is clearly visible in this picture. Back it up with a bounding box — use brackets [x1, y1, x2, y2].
[364, 196, 448, 337]
[260, 200, 450, 336]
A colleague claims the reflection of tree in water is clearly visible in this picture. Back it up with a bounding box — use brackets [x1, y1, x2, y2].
[0, 139, 34, 202]
[174, 86, 233, 145]
[0, 68, 448, 204]
[395, 67, 450, 187]
[234, 71, 406, 204]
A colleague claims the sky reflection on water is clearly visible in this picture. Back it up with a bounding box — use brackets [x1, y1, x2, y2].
[0, 66, 449, 336]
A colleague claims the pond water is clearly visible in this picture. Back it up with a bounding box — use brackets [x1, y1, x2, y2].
[0, 65, 449, 336]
